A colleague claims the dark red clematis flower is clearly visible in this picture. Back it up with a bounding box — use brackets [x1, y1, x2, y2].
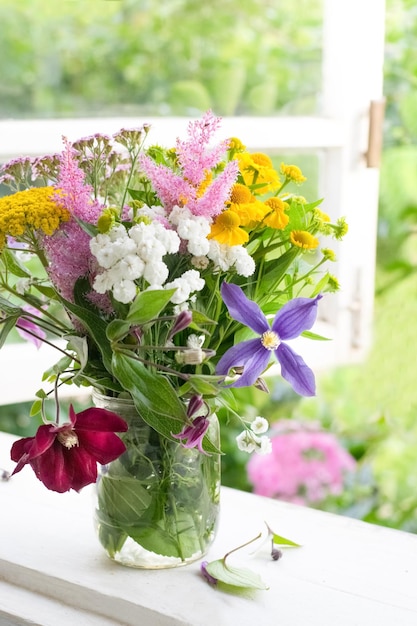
[10, 405, 128, 493]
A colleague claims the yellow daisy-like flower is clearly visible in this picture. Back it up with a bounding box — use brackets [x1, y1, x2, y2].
[227, 183, 267, 227]
[237, 152, 280, 193]
[280, 162, 307, 184]
[290, 230, 319, 250]
[0, 187, 70, 248]
[262, 197, 290, 230]
[207, 210, 249, 246]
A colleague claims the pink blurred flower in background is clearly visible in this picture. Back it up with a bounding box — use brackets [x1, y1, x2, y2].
[247, 420, 356, 505]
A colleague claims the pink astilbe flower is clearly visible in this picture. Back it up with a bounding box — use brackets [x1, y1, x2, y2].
[41, 139, 111, 310]
[189, 160, 239, 217]
[140, 112, 238, 219]
[247, 420, 356, 505]
[138, 157, 194, 212]
[176, 110, 229, 186]
[54, 137, 101, 222]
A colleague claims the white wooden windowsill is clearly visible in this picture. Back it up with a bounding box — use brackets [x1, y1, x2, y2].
[1, 431, 416, 626]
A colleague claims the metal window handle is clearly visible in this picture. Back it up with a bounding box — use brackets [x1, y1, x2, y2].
[366, 99, 386, 168]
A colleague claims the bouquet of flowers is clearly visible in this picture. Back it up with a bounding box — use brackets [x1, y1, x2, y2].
[0, 111, 347, 508]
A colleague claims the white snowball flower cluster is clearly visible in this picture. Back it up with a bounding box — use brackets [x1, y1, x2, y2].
[164, 269, 205, 305]
[169, 206, 211, 256]
[90, 221, 180, 304]
[236, 417, 271, 455]
[207, 241, 255, 277]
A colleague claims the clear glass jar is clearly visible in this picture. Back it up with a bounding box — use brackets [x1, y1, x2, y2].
[92, 391, 221, 568]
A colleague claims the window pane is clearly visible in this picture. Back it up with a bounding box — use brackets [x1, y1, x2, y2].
[0, 0, 322, 119]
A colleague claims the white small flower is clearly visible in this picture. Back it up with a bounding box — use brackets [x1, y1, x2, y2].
[256, 435, 272, 455]
[112, 279, 137, 303]
[92, 271, 114, 294]
[108, 224, 129, 242]
[187, 334, 205, 349]
[115, 255, 145, 280]
[231, 246, 256, 277]
[236, 430, 259, 454]
[181, 269, 205, 292]
[143, 260, 169, 286]
[251, 416, 269, 434]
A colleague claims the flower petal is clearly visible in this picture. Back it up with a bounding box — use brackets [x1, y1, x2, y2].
[221, 282, 269, 334]
[77, 430, 126, 465]
[73, 406, 128, 433]
[272, 295, 322, 340]
[216, 338, 270, 388]
[275, 343, 316, 396]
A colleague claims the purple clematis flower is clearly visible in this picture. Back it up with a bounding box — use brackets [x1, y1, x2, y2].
[216, 282, 322, 396]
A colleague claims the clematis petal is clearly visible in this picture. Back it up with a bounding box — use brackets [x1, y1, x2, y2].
[10, 436, 35, 475]
[272, 295, 322, 340]
[77, 430, 127, 464]
[275, 343, 316, 396]
[216, 338, 271, 388]
[221, 282, 269, 334]
[72, 406, 128, 433]
[31, 440, 72, 493]
[62, 446, 98, 492]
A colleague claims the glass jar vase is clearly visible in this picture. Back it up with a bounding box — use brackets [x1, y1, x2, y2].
[92, 391, 221, 568]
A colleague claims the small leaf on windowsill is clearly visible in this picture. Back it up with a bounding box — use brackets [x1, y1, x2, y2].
[204, 559, 269, 591]
[271, 533, 301, 548]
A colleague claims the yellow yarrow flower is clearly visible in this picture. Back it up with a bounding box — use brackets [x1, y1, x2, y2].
[207, 210, 249, 246]
[280, 162, 307, 184]
[290, 230, 319, 250]
[0, 187, 69, 248]
[262, 197, 290, 230]
[237, 152, 280, 193]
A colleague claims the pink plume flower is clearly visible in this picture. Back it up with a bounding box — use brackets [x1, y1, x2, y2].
[140, 111, 238, 220]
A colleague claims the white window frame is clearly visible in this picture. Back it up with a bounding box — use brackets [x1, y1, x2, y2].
[0, 0, 386, 404]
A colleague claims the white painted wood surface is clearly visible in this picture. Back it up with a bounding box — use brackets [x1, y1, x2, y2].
[0, 431, 416, 626]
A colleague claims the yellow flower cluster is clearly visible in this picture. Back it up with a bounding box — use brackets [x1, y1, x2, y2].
[208, 147, 319, 250]
[0, 187, 69, 248]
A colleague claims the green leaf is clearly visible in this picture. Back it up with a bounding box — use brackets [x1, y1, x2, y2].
[111, 351, 187, 440]
[61, 297, 113, 374]
[272, 533, 301, 548]
[300, 330, 331, 341]
[73, 215, 99, 238]
[0, 314, 19, 348]
[106, 318, 132, 342]
[126, 288, 175, 325]
[112, 352, 221, 454]
[205, 559, 269, 590]
[30, 400, 42, 417]
[1, 248, 31, 277]
[66, 335, 89, 369]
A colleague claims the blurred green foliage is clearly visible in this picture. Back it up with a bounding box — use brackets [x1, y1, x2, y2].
[0, 0, 322, 118]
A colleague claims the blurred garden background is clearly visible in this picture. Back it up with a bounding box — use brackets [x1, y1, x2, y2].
[1, 0, 417, 532]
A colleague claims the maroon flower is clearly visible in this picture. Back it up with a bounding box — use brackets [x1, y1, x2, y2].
[10, 405, 128, 493]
